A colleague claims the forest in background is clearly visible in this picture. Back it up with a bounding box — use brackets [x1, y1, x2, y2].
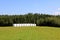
[0, 13, 60, 27]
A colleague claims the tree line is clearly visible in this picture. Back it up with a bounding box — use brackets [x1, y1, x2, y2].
[0, 13, 60, 27]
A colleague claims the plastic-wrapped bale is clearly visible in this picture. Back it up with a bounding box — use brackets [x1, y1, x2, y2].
[13, 24, 36, 27]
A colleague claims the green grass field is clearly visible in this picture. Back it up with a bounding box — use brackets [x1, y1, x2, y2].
[0, 26, 60, 40]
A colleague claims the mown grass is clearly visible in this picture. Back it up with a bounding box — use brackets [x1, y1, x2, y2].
[0, 26, 60, 40]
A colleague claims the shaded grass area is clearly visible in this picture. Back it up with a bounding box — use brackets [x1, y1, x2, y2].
[0, 26, 60, 40]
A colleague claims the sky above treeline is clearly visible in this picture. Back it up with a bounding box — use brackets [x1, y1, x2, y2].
[0, 0, 60, 15]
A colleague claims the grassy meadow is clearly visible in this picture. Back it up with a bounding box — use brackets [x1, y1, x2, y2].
[0, 26, 60, 40]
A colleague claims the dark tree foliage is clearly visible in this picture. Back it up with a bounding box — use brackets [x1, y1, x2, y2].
[0, 13, 60, 27]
